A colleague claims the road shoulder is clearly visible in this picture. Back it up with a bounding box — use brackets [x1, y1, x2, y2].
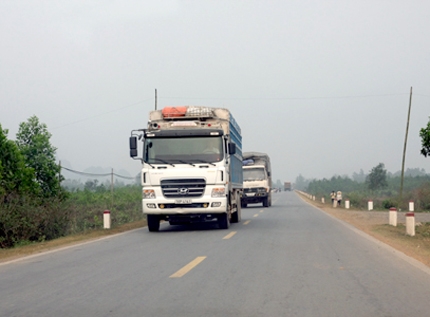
[299, 194, 430, 269]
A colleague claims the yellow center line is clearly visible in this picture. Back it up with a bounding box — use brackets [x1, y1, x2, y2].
[170, 256, 207, 278]
[253, 214, 259, 218]
[223, 231, 237, 239]
[243, 220, 251, 225]
[260, 209, 264, 213]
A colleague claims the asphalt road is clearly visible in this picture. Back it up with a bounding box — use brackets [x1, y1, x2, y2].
[1, 192, 430, 317]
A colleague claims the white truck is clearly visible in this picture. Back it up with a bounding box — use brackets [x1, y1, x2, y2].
[241, 152, 272, 207]
[129, 106, 243, 231]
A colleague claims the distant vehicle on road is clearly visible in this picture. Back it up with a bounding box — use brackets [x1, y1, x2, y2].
[242, 152, 272, 207]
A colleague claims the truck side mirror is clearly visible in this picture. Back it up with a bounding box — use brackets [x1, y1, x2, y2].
[130, 136, 138, 157]
[228, 143, 236, 155]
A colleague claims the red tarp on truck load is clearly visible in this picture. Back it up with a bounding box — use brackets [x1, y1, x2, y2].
[162, 106, 187, 118]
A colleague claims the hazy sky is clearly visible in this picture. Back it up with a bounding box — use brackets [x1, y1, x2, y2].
[1, 0, 430, 183]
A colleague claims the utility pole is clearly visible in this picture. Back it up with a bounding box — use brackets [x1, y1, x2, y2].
[155, 89, 157, 110]
[58, 160, 61, 184]
[58, 160, 62, 197]
[399, 86, 413, 207]
[111, 168, 114, 209]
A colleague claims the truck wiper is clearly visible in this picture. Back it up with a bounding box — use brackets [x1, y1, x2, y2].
[194, 159, 216, 166]
[152, 158, 175, 167]
[145, 161, 155, 168]
[177, 160, 196, 167]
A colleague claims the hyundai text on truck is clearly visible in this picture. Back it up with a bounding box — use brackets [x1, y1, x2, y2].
[129, 106, 243, 231]
[241, 152, 272, 207]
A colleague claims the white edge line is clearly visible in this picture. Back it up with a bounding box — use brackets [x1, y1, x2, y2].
[0, 227, 144, 267]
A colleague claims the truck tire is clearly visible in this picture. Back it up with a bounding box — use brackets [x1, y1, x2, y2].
[147, 215, 160, 232]
[218, 213, 230, 229]
[231, 193, 241, 223]
[241, 201, 247, 208]
[263, 197, 269, 207]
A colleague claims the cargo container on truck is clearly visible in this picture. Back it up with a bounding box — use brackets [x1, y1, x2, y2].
[129, 106, 243, 231]
[284, 182, 292, 191]
[241, 152, 272, 207]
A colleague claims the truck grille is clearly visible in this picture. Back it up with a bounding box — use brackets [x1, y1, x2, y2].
[161, 178, 206, 198]
[244, 187, 264, 193]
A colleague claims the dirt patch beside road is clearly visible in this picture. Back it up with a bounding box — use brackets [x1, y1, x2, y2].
[301, 195, 430, 268]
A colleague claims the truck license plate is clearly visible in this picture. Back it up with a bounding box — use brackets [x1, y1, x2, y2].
[175, 199, 192, 204]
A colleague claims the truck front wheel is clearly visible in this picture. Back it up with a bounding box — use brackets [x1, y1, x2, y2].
[231, 193, 242, 223]
[263, 197, 269, 207]
[147, 215, 160, 232]
[218, 213, 230, 229]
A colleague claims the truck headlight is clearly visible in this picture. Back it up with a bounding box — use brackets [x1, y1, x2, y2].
[211, 188, 225, 198]
[143, 189, 156, 199]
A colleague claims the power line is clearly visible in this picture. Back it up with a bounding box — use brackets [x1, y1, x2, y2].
[414, 93, 430, 98]
[159, 93, 410, 101]
[61, 166, 135, 180]
[50, 92, 428, 131]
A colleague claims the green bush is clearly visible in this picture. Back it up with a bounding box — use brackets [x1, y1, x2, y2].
[0, 194, 71, 248]
[382, 199, 396, 209]
[343, 191, 367, 210]
[65, 185, 142, 234]
[0, 186, 143, 248]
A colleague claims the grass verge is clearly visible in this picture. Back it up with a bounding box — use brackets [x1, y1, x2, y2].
[370, 223, 430, 267]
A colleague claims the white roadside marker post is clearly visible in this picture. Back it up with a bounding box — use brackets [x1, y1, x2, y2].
[389, 207, 397, 227]
[104, 210, 111, 229]
[406, 212, 415, 236]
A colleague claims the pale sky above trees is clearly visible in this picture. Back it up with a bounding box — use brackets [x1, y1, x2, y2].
[1, 1, 430, 183]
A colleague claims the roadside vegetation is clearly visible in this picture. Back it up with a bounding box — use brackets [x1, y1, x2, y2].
[296, 116, 430, 212]
[3, 115, 430, 250]
[295, 164, 430, 212]
[0, 117, 143, 249]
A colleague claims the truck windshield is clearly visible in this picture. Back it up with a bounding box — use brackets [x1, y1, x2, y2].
[243, 168, 266, 181]
[145, 136, 224, 164]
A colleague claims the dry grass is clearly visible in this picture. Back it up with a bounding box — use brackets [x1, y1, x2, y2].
[0, 219, 147, 264]
[370, 224, 430, 267]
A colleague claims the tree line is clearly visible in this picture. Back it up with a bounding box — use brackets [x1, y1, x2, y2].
[293, 117, 430, 210]
[1, 116, 63, 200]
[297, 164, 430, 211]
[0, 116, 142, 248]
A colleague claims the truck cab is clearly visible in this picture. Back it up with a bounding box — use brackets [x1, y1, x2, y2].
[241, 152, 272, 208]
[130, 106, 243, 232]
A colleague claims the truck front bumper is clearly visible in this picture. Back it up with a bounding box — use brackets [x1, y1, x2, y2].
[143, 197, 227, 215]
[241, 191, 268, 204]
